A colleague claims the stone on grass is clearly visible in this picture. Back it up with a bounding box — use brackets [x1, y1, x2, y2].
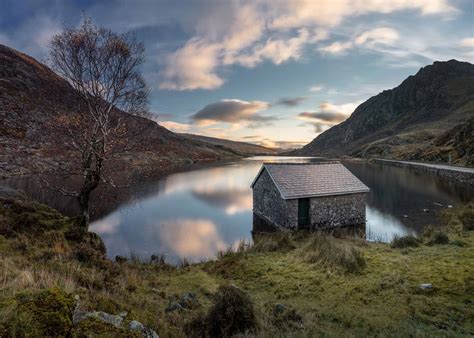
[179, 292, 199, 309]
[75, 311, 124, 328]
[165, 302, 186, 313]
[274, 303, 286, 314]
[129, 320, 159, 338]
[419, 283, 433, 290]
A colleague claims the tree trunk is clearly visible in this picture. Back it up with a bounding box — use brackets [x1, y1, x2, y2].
[77, 159, 102, 229]
[78, 190, 91, 229]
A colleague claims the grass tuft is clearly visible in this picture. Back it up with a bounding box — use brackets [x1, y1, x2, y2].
[427, 231, 450, 245]
[251, 231, 296, 253]
[300, 232, 366, 273]
[390, 234, 419, 248]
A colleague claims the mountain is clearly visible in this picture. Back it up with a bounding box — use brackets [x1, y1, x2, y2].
[295, 60, 474, 166]
[0, 44, 249, 179]
[180, 133, 277, 156]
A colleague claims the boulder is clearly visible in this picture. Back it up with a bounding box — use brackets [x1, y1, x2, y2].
[129, 320, 159, 338]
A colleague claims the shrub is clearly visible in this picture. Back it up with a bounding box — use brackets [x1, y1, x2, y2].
[300, 233, 366, 273]
[186, 284, 257, 337]
[0, 198, 66, 238]
[74, 242, 104, 266]
[442, 203, 474, 232]
[428, 231, 449, 245]
[451, 239, 468, 247]
[390, 235, 419, 248]
[7, 288, 75, 337]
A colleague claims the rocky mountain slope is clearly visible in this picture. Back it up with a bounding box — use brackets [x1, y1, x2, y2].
[180, 133, 277, 156]
[0, 44, 246, 179]
[295, 60, 474, 166]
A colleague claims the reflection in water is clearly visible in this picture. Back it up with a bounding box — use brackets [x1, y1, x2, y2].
[158, 219, 227, 259]
[4, 156, 473, 263]
[252, 212, 367, 240]
[365, 207, 414, 242]
[192, 189, 252, 215]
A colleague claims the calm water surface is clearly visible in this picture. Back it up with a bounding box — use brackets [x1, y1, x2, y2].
[87, 156, 473, 263]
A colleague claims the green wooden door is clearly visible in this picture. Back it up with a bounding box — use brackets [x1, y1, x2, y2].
[298, 198, 310, 228]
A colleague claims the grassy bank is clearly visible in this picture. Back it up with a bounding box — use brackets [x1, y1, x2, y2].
[0, 195, 473, 337]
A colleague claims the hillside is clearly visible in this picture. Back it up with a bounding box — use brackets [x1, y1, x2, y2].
[295, 60, 474, 166]
[180, 133, 277, 156]
[0, 44, 243, 179]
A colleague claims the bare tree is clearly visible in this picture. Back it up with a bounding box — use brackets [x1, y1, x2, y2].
[47, 17, 149, 228]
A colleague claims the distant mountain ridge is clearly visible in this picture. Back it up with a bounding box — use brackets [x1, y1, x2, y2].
[295, 60, 474, 166]
[180, 133, 277, 156]
[0, 44, 263, 178]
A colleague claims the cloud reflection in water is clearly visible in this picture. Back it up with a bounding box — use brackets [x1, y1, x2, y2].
[192, 188, 252, 215]
[158, 218, 227, 260]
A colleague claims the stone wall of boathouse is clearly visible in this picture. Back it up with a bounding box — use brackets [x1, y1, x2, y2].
[308, 193, 367, 229]
[252, 169, 297, 229]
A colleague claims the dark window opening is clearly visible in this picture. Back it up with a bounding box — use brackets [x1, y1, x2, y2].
[298, 198, 310, 228]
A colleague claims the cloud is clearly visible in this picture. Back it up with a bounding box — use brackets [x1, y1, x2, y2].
[269, 0, 457, 29]
[298, 111, 348, 123]
[318, 40, 353, 54]
[0, 14, 62, 57]
[298, 121, 332, 133]
[229, 28, 322, 67]
[460, 38, 474, 48]
[190, 99, 271, 125]
[309, 85, 324, 92]
[319, 101, 360, 115]
[320, 27, 399, 55]
[160, 121, 192, 132]
[159, 38, 223, 90]
[297, 100, 361, 133]
[276, 96, 308, 106]
[159, 0, 457, 90]
[354, 27, 399, 47]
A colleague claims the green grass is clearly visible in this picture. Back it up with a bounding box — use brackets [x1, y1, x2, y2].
[0, 197, 473, 337]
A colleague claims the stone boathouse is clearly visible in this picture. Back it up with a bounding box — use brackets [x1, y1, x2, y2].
[251, 162, 370, 230]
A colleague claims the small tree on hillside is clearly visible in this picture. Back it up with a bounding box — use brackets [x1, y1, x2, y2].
[47, 17, 149, 228]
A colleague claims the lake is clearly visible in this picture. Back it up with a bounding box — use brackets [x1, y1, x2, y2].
[84, 156, 473, 263]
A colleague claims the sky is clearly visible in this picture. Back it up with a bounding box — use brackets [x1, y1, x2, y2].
[0, 0, 473, 149]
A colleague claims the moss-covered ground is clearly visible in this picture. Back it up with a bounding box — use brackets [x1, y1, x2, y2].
[0, 196, 473, 337]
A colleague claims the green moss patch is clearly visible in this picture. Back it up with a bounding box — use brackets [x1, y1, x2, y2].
[8, 288, 75, 337]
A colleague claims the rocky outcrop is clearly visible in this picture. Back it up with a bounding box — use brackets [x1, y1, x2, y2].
[295, 60, 474, 166]
[73, 295, 159, 338]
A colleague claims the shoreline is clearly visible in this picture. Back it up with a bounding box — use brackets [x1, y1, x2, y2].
[371, 158, 474, 185]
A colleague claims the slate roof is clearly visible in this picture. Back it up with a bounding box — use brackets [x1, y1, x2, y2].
[251, 162, 370, 199]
